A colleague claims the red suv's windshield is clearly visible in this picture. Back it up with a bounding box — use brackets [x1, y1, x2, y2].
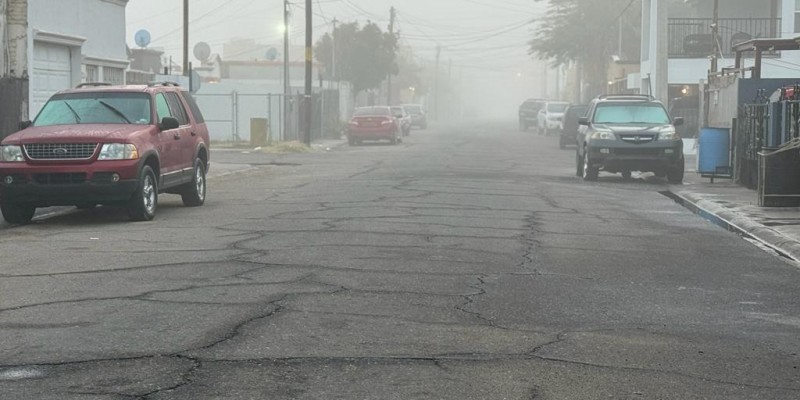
[34, 92, 152, 127]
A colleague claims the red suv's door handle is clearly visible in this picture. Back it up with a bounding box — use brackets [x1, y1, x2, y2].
[190, 131, 197, 137]
[173, 133, 181, 140]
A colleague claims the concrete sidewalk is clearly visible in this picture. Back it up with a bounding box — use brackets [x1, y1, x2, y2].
[670, 155, 800, 263]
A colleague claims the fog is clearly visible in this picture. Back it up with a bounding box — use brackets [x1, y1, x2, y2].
[126, 0, 550, 120]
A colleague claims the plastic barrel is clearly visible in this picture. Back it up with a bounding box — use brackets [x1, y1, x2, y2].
[698, 128, 730, 174]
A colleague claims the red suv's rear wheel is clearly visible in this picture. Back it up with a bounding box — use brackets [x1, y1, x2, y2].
[181, 158, 207, 207]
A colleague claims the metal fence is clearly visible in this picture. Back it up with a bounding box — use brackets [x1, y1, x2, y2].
[668, 18, 780, 58]
[194, 90, 342, 144]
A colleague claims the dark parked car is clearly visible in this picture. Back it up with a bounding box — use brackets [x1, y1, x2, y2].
[347, 107, 402, 145]
[0, 82, 210, 224]
[560, 104, 588, 149]
[518, 99, 545, 132]
[576, 95, 684, 183]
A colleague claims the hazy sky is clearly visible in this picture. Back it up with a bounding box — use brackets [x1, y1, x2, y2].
[126, 0, 550, 115]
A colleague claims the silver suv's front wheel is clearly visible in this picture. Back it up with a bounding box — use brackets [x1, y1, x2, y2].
[582, 150, 599, 181]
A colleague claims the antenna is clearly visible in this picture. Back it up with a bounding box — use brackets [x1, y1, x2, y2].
[193, 42, 211, 63]
[134, 30, 151, 48]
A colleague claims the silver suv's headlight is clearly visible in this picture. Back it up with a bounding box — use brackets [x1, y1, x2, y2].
[98, 144, 139, 160]
[0, 145, 24, 162]
[590, 130, 616, 140]
[658, 128, 679, 141]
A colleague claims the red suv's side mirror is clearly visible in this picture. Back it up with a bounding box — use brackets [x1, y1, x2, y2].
[159, 117, 180, 131]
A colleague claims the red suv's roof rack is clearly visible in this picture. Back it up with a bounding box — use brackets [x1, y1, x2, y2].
[147, 81, 182, 87]
[76, 82, 113, 88]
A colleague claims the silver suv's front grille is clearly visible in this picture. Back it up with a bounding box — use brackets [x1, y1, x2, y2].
[24, 143, 98, 160]
[620, 135, 655, 144]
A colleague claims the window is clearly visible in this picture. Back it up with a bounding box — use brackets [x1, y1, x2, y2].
[165, 92, 189, 126]
[85, 65, 99, 82]
[796, 0, 800, 33]
[34, 93, 151, 126]
[181, 91, 205, 123]
[593, 104, 671, 125]
[103, 67, 125, 85]
[155, 93, 172, 123]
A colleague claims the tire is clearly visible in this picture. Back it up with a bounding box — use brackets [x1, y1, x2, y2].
[348, 136, 356, 146]
[128, 165, 157, 221]
[667, 159, 685, 184]
[575, 151, 583, 177]
[1, 202, 35, 225]
[582, 150, 599, 181]
[181, 158, 207, 207]
[621, 170, 632, 180]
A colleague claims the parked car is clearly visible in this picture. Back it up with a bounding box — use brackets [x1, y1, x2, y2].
[0, 82, 210, 224]
[391, 106, 412, 137]
[576, 94, 684, 183]
[402, 104, 427, 129]
[560, 104, 588, 149]
[537, 101, 570, 136]
[347, 106, 402, 146]
[518, 99, 545, 132]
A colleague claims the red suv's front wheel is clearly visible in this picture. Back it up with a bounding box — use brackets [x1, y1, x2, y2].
[128, 165, 157, 221]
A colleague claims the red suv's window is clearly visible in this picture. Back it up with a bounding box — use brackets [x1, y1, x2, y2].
[35, 92, 151, 126]
[155, 93, 172, 123]
[165, 92, 190, 126]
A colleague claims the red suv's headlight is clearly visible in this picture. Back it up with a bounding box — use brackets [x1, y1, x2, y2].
[0, 145, 24, 162]
[98, 144, 139, 160]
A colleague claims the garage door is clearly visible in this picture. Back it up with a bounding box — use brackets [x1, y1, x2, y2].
[31, 42, 72, 117]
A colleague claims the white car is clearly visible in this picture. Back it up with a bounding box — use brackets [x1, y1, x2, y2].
[537, 101, 570, 136]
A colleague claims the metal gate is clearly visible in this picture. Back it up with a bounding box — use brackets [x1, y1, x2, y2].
[736, 104, 769, 189]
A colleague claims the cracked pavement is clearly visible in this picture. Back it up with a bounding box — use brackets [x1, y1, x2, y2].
[1, 123, 799, 399]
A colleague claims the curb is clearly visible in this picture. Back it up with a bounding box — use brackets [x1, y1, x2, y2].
[664, 190, 800, 263]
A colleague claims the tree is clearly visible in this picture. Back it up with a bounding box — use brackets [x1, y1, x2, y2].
[529, 0, 640, 99]
[315, 21, 398, 98]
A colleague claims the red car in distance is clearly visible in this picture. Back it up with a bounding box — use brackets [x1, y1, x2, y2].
[347, 106, 402, 146]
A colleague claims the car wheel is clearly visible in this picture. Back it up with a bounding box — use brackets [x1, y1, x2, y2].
[667, 160, 685, 184]
[181, 158, 207, 207]
[583, 150, 599, 181]
[128, 165, 157, 221]
[1, 202, 35, 225]
[621, 170, 632, 180]
[575, 151, 583, 177]
[348, 136, 356, 146]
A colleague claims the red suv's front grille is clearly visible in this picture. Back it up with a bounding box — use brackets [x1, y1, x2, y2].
[24, 143, 98, 160]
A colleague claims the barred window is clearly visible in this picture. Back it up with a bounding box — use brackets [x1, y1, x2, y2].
[103, 67, 125, 85]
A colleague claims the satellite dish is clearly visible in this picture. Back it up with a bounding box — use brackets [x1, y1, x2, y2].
[134, 30, 151, 48]
[194, 42, 211, 63]
[266, 47, 279, 61]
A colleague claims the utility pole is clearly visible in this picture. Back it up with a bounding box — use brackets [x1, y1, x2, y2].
[283, 0, 290, 141]
[434, 46, 441, 121]
[710, 0, 719, 73]
[331, 18, 338, 81]
[447, 58, 452, 121]
[303, 0, 312, 145]
[183, 0, 189, 76]
[387, 6, 396, 105]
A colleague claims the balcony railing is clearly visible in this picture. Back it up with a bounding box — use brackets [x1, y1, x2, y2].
[668, 18, 781, 58]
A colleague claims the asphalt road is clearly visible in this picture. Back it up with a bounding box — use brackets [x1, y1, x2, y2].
[1, 123, 799, 399]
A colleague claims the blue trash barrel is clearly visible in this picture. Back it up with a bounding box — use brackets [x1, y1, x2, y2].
[698, 127, 730, 175]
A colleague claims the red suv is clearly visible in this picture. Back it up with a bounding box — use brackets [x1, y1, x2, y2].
[0, 82, 211, 224]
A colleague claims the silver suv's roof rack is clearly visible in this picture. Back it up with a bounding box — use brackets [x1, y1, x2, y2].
[597, 94, 655, 101]
[147, 81, 182, 87]
[76, 82, 113, 88]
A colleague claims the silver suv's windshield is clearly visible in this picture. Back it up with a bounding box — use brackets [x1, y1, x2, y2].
[34, 92, 152, 127]
[594, 103, 671, 125]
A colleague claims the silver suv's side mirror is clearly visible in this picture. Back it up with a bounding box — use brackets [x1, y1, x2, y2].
[673, 117, 685, 127]
[578, 117, 590, 126]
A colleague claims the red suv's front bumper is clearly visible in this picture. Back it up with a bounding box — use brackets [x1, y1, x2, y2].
[0, 159, 142, 206]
